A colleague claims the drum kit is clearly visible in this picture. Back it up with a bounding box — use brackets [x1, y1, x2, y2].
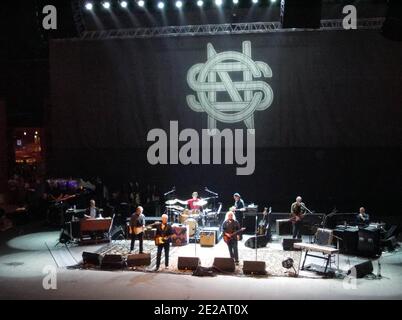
[165, 197, 218, 237]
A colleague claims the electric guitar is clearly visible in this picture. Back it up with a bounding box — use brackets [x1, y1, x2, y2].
[155, 234, 174, 245]
[223, 227, 246, 244]
[290, 205, 312, 224]
[129, 222, 160, 235]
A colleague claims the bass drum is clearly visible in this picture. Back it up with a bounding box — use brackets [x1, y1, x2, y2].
[183, 218, 198, 237]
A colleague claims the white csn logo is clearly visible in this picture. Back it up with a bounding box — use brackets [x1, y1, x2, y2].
[186, 41, 274, 130]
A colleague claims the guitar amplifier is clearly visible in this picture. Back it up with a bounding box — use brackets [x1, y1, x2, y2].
[276, 219, 292, 235]
[315, 228, 333, 246]
[200, 227, 221, 244]
[200, 230, 215, 247]
[144, 228, 157, 241]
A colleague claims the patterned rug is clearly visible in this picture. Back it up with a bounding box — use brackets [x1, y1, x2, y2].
[80, 237, 304, 277]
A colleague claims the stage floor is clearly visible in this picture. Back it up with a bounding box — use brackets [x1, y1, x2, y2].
[0, 228, 401, 299]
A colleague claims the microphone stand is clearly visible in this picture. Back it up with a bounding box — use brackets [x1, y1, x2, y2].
[205, 187, 218, 212]
[164, 187, 176, 222]
[302, 204, 313, 215]
[332, 234, 343, 276]
[255, 215, 258, 261]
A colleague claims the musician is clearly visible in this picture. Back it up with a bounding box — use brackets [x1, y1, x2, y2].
[290, 196, 306, 240]
[356, 207, 370, 225]
[129, 206, 145, 253]
[84, 200, 101, 219]
[187, 192, 201, 210]
[233, 193, 245, 211]
[222, 211, 240, 265]
[155, 214, 173, 271]
[233, 193, 245, 226]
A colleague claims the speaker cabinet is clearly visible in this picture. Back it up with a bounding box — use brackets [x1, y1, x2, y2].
[177, 257, 200, 271]
[82, 252, 101, 266]
[243, 261, 267, 275]
[282, 238, 302, 251]
[213, 257, 236, 273]
[100, 254, 124, 269]
[276, 219, 292, 235]
[244, 235, 269, 249]
[127, 253, 151, 267]
[358, 228, 381, 257]
[347, 261, 373, 278]
[281, 0, 322, 29]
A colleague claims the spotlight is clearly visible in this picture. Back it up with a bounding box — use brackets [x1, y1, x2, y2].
[197, 0, 203, 6]
[215, 0, 223, 6]
[120, 1, 128, 8]
[84, 2, 93, 10]
[102, 1, 111, 9]
[175, 0, 182, 8]
[270, 0, 277, 2]
[157, 1, 164, 9]
[232, 0, 239, 4]
[138, 0, 145, 7]
[252, 0, 258, 3]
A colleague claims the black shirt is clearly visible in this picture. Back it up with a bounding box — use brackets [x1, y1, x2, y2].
[155, 223, 173, 242]
[222, 219, 240, 234]
[234, 199, 245, 210]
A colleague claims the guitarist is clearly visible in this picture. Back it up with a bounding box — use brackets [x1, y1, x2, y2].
[129, 206, 145, 253]
[290, 196, 306, 240]
[154, 214, 173, 271]
[222, 211, 241, 265]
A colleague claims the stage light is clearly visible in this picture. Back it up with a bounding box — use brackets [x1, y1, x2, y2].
[138, 0, 145, 7]
[175, 0, 183, 8]
[215, 0, 223, 6]
[197, 0, 203, 6]
[102, 1, 111, 9]
[157, 1, 165, 9]
[270, 0, 277, 3]
[252, 0, 258, 4]
[120, 0, 128, 8]
[23, 132, 27, 136]
[84, 2, 93, 10]
[232, 0, 239, 4]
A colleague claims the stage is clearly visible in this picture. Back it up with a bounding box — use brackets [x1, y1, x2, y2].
[0, 227, 401, 300]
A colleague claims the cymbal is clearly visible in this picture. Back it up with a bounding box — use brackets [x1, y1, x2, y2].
[165, 199, 178, 205]
[166, 205, 184, 211]
[194, 199, 208, 206]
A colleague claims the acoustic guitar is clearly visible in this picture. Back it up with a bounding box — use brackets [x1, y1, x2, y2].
[223, 227, 246, 244]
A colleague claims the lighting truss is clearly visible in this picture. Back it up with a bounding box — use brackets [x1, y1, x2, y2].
[80, 18, 385, 40]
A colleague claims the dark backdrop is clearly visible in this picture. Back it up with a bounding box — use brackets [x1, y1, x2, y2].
[49, 30, 402, 215]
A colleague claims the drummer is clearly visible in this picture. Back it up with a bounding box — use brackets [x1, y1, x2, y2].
[187, 192, 201, 211]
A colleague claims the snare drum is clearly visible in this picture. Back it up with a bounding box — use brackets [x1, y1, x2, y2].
[183, 218, 198, 237]
[179, 209, 190, 224]
[188, 209, 200, 220]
